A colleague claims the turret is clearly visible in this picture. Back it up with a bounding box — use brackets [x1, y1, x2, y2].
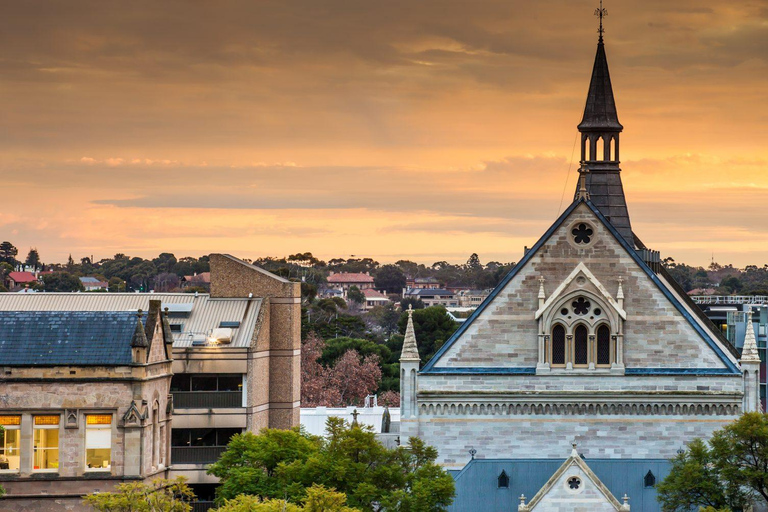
[400, 305, 420, 422]
[741, 309, 761, 413]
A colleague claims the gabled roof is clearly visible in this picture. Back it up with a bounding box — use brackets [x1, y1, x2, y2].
[8, 271, 37, 283]
[422, 198, 740, 374]
[327, 272, 375, 283]
[0, 311, 137, 366]
[362, 288, 389, 300]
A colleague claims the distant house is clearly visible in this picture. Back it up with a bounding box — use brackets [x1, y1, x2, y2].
[181, 272, 211, 291]
[79, 277, 109, 291]
[362, 288, 390, 310]
[327, 272, 375, 297]
[405, 276, 441, 290]
[6, 271, 39, 292]
[457, 289, 492, 308]
[403, 288, 457, 307]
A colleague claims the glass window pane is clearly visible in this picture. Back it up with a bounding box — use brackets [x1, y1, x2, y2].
[172, 429, 191, 447]
[33, 428, 59, 471]
[86, 415, 112, 425]
[216, 429, 242, 446]
[190, 376, 217, 391]
[597, 325, 611, 365]
[0, 416, 21, 426]
[190, 429, 216, 447]
[552, 325, 566, 365]
[171, 374, 191, 392]
[574, 325, 588, 365]
[217, 376, 242, 391]
[34, 415, 60, 426]
[0, 428, 20, 471]
[86, 428, 111, 470]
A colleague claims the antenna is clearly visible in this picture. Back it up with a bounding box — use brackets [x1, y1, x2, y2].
[595, 0, 607, 42]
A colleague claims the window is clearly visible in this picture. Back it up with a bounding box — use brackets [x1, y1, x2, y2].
[33, 415, 60, 472]
[172, 374, 243, 392]
[574, 325, 588, 366]
[644, 470, 656, 488]
[0, 415, 21, 472]
[498, 470, 510, 488]
[85, 415, 112, 471]
[566, 476, 582, 492]
[552, 325, 566, 366]
[171, 428, 241, 447]
[571, 223, 593, 245]
[597, 325, 611, 366]
[170, 324, 183, 333]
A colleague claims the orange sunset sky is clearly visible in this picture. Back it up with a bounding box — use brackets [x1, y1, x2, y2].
[1, 1, 767, 267]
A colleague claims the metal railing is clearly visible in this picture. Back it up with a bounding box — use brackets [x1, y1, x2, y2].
[172, 391, 243, 409]
[191, 501, 216, 512]
[691, 296, 768, 305]
[171, 446, 227, 464]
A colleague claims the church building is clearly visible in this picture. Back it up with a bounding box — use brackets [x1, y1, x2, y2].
[399, 10, 760, 512]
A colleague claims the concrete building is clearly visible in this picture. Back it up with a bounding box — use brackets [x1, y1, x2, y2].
[0, 300, 173, 511]
[0, 254, 301, 508]
[402, 288, 457, 307]
[456, 288, 492, 308]
[399, 22, 757, 512]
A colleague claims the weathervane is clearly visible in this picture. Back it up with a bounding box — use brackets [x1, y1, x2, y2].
[595, 0, 607, 42]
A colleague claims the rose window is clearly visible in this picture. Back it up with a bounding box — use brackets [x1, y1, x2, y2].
[572, 223, 593, 244]
[568, 477, 581, 490]
[571, 297, 591, 315]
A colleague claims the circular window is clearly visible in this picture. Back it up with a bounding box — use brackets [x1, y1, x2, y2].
[572, 297, 591, 315]
[593, 308, 602, 315]
[560, 308, 569, 316]
[571, 223, 594, 244]
[566, 476, 583, 494]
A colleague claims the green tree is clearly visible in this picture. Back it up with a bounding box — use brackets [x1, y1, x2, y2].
[24, 248, 41, 271]
[83, 477, 194, 511]
[395, 306, 459, 364]
[42, 272, 84, 292]
[209, 419, 454, 511]
[214, 485, 359, 512]
[374, 265, 406, 294]
[710, 412, 768, 503]
[0, 241, 18, 266]
[400, 297, 425, 311]
[347, 286, 365, 306]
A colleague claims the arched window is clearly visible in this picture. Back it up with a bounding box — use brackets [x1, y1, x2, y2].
[597, 324, 611, 366]
[644, 470, 656, 488]
[574, 325, 588, 366]
[596, 137, 604, 161]
[552, 325, 566, 366]
[498, 470, 510, 488]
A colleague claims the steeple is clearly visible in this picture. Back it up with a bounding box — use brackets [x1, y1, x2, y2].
[400, 305, 421, 362]
[575, 2, 634, 248]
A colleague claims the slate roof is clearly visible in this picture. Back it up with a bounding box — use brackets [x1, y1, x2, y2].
[405, 289, 454, 297]
[0, 311, 138, 366]
[578, 40, 622, 131]
[448, 458, 670, 512]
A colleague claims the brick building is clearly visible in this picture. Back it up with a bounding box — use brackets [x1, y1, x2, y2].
[399, 23, 759, 512]
[0, 301, 173, 511]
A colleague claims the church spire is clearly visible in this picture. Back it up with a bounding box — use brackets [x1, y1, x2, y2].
[400, 305, 421, 362]
[575, 1, 634, 248]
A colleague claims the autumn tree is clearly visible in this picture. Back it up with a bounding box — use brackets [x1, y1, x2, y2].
[301, 334, 382, 407]
[83, 477, 195, 511]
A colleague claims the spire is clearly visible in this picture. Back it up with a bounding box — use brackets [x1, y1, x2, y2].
[131, 309, 148, 348]
[741, 310, 760, 363]
[400, 305, 420, 362]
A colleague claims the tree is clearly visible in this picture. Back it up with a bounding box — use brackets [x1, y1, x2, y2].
[214, 485, 360, 512]
[301, 334, 382, 407]
[208, 419, 454, 511]
[395, 307, 459, 364]
[0, 241, 18, 266]
[400, 297, 425, 311]
[347, 286, 365, 307]
[374, 265, 406, 294]
[366, 304, 401, 336]
[465, 253, 482, 271]
[656, 413, 768, 511]
[25, 248, 41, 271]
[42, 272, 84, 292]
[154, 272, 180, 292]
[83, 477, 195, 511]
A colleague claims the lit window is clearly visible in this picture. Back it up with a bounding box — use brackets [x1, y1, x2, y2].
[33, 415, 60, 472]
[86, 415, 112, 471]
[0, 415, 21, 472]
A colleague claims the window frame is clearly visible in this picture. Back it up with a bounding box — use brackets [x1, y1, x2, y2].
[0, 415, 21, 473]
[550, 324, 567, 367]
[595, 323, 612, 367]
[84, 414, 113, 472]
[32, 414, 61, 473]
[573, 324, 590, 368]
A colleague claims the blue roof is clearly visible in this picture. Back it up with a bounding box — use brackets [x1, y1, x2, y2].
[0, 311, 138, 366]
[422, 198, 739, 375]
[449, 458, 671, 512]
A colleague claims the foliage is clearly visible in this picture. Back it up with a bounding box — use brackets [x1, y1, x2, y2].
[41, 272, 84, 292]
[655, 412, 768, 511]
[395, 307, 459, 364]
[347, 286, 365, 305]
[214, 485, 360, 512]
[374, 265, 406, 294]
[301, 334, 382, 407]
[25, 248, 41, 271]
[83, 477, 195, 511]
[0, 241, 18, 265]
[366, 304, 401, 337]
[378, 390, 400, 407]
[209, 419, 454, 511]
[399, 297, 425, 311]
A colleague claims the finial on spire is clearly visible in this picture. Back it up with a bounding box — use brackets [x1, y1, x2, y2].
[595, 0, 607, 43]
[577, 164, 590, 200]
[741, 309, 760, 363]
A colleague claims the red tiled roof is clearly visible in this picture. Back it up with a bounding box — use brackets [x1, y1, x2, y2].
[327, 272, 374, 283]
[183, 272, 210, 283]
[8, 272, 37, 283]
[362, 288, 389, 300]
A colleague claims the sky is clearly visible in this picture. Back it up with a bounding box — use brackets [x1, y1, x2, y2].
[1, 0, 767, 267]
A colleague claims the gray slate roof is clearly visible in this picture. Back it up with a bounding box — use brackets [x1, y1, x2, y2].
[0, 311, 138, 366]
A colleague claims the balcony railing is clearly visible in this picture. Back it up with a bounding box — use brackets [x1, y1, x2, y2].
[191, 501, 216, 512]
[171, 446, 227, 464]
[172, 391, 243, 409]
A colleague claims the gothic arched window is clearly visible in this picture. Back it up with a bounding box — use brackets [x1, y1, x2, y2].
[498, 470, 510, 488]
[574, 325, 588, 366]
[552, 325, 566, 366]
[644, 470, 656, 488]
[597, 324, 611, 366]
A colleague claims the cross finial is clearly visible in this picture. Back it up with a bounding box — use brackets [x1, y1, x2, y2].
[351, 408, 359, 425]
[407, 303, 413, 318]
[595, 0, 607, 43]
